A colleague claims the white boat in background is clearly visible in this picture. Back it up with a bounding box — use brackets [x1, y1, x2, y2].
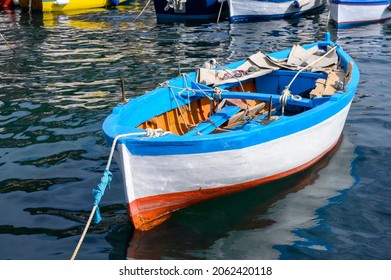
[228, 0, 326, 22]
[329, 0, 391, 28]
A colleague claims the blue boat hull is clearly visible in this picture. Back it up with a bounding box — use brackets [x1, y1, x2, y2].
[153, 0, 229, 22]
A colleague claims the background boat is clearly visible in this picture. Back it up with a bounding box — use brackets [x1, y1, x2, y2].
[18, 0, 132, 12]
[329, 0, 391, 28]
[153, 0, 229, 23]
[1, 7, 391, 261]
[228, 0, 326, 22]
[0, 0, 15, 9]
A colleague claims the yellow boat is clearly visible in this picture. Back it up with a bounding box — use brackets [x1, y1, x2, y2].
[19, 0, 130, 12]
[40, 8, 109, 28]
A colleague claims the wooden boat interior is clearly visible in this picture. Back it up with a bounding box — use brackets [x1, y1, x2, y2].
[137, 63, 352, 136]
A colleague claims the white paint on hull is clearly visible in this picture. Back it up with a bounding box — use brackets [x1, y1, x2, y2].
[116, 103, 352, 205]
[330, 3, 391, 25]
[228, 0, 325, 18]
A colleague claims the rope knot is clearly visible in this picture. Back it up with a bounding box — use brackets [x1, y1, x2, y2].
[279, 87, 291, 107]
[213, 87, 223, 100]
[145, 128, 169, 138]
[279, 87, 302, 115]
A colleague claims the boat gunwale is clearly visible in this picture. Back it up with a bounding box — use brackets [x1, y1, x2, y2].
[102, 39, 360, 155]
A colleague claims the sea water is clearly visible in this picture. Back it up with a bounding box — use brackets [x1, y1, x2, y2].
[0, 3, 390, 260]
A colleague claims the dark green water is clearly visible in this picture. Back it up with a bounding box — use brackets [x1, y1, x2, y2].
[1, 3, 391, 260]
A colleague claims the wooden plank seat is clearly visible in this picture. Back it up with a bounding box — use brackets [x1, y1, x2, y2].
[185, 105, 242, 136]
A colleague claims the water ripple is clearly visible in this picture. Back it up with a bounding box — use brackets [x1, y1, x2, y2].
[1, 7, 391, 260]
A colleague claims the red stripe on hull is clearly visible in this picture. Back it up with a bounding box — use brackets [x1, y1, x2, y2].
[128, 138, 341, 231]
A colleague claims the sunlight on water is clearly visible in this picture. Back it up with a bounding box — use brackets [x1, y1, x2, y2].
[0, 5, 391, 260]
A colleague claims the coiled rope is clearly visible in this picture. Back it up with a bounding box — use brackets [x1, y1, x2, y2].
[70, 129, 168, 260]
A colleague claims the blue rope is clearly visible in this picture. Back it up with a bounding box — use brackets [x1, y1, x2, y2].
[71, 131, 148, 259]
[92, 169, 112, 223]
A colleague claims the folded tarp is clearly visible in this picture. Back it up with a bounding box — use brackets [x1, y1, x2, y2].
[197, 51, 281, 87]
[285, 45, 338, 71]
[196, 45, 339, 87]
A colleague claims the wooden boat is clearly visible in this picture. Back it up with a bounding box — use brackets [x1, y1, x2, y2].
[102, 33, 359, 231]
[153, 0, 229, 22]
[18, 0, 130, 12]
[227, 0, 326, 22]
[329, 0, 391, 28]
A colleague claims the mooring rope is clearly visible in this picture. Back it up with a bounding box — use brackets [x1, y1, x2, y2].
[217, 0, 226, 23]
[70, 205, 98, 260]
[132, 0, 153, 22]
[0, 33, 15, 53]
[286, 45, 338, 91]
[279, 44, 338, 115]
[70, 129, 168, 260]
[326, 9, 331, 29]
[182, 73, 215, 100]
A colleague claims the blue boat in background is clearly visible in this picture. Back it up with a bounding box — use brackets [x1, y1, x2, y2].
[329, 0, 391, 28]
[153, 0, 229, 22]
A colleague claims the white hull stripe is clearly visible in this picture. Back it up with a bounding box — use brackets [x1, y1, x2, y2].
[116, 103, 352, 204]
[228, 0, 326, 20]
[330, 3, 391, 25]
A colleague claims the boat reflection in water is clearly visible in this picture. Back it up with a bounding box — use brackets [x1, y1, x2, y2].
[106, 135, 356, 259]
[18, 0, 134, 12]
[18, 2, 142, 29]
[39, 8, 109, 29]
